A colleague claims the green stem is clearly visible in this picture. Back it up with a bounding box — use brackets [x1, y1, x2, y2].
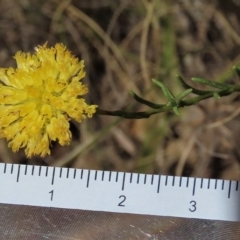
[96, 108, 171, 119]
[96, 85, 240, 119]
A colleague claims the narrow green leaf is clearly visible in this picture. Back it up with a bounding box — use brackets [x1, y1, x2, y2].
[191, 77, 231, 90]
[176, 89, 192, 103]
[176, 75, 211, 95]
[233, 66, 240, 78]
[152, 79, 176, 105]
[213, 92, 221, 99]
[173, 106, 180, 115]
[129, 90, 164, 109]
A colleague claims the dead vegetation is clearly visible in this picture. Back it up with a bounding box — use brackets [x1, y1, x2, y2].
[0, 0, 240, 179]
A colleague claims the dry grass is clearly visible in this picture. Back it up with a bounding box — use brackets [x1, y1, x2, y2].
[0, 0, 240, 179]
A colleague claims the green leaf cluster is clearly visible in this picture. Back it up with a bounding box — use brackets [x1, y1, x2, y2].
[96, 66, 240, 119]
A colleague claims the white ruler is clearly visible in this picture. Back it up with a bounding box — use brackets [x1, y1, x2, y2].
[0, 163, 239, 222]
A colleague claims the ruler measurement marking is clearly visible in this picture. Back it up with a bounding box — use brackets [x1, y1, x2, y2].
[137, 174, 140, 184]
[80, 170, 83, 179]
[45, 167, 48, 177]
[151, 175, 154, 185]
[32, 166, 35, 175]
[157, 175, 161, 193]
[172, 176, 175, 186]
[165, 176, 168, 186]
[236, 181, 239, 191]
[66, 168, 69, 178]
[4, 163, 6, 173]
[122, 173, 126, 191]
[130, 173, 133, 183]
[11, 164, 14, 174]
[86, 170, 90, 188]
[25, 165, 27, 175]
[200, 178, 203, 188]
[116, 172, 119, 182]
[51, 167, 55, 185]
[73, 169, 76, 179]
[94, 171, 97, 180]
[102, 171, 105, 181]
[208, 179, 210, 189]
[39, 166, 41, 176]
[186, 177, 189, 187]
[228, 181, 232, 199]
[144, 175, 147, 184]
[16, 165, 21, 182]
[179, 176, 182, 187]
[192, 178, 196, 196]
[109, 171, 112, 181]
[215, 179, 217, 189]
[222, 180, 224, 190]
[59, 168, 62, 178]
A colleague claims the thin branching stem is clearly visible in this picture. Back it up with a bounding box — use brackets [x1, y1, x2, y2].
[96, 78, 240, 119]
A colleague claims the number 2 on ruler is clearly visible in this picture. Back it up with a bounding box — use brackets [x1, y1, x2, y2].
[118, 195, 126, 207]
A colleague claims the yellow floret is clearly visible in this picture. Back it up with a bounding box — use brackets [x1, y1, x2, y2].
[0, 43, 97, 157]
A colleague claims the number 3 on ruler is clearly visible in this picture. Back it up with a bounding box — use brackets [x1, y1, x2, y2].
[189, 200, 197, 212]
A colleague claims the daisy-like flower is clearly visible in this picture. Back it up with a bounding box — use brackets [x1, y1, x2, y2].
[0, 43, 97, 157]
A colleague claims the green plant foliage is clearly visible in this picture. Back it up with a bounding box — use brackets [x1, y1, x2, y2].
[233, 66, 240, 78]
[129, 90, 164, 109]
[191, 77, 231, 89]
[96, 66, 240, 119]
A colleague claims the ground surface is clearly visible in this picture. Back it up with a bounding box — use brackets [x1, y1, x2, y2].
[0, 0, 240, 179]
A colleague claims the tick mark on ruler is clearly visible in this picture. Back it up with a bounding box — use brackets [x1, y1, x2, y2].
[86, 170, 90, 188]
[32, 166, 35, 175]
[200, 178, 203, 188]
[215, 179, 217, 189]
[144, 175, 147, 184]
[73, 169, 76, 179]
[186, 177, 189, 187]
[151, 175, 154, 185]
[207, 179, 210, 189]
[137, 174, 140, 184]
[66, 168, 69, 178]
[130, 173, 133, 183]
[109, 171, 111, 181]
[165, 176, 168, 186]
[157, 175, 161, 193]
[16, 165, 21, 182]
[228, 181, 232, 199]
[39, 166, 41, 176]
[45, 167, 48, 177]
[11, 164, 14, 174]
[80, 169, 83, 179]
[102, 171, 105, 181]
[122, 172, 126, 191]
[192, 178, 196, 196]
[51, 167, 55, 185]
[59, 168, 62, 178]
[3, 163, 7, 173]
[172, 176, 175, 186]
[94, 171, 97, 180]
[179, 177, 182, 187]
[236, 182, 239, 191]
[25, 165, 27, 175]
[116, 172, 119, 182]
[222, 180, 224, 190]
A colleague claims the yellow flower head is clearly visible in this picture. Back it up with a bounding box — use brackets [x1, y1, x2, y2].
[0, 43, 97, 157]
